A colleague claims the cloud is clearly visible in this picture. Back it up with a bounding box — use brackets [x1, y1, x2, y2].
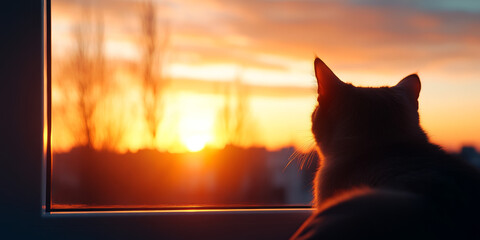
[203, 0, 480, 73]
[54, 0, 480, 82]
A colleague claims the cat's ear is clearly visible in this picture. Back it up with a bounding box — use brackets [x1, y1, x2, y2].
[395, 74, 421, 100]
[314, 57, 343, 96]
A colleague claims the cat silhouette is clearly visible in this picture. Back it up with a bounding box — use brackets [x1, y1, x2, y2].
[291, 58, 480, 240]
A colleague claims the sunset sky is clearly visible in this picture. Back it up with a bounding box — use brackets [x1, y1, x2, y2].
[51, 0, 480, 153]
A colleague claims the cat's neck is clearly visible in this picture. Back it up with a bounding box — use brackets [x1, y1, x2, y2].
[324, 138, 429, 160]
[316, 140, 439, 203]
[321, 124, 430, 162]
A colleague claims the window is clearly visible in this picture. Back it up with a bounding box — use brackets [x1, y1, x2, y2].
[47, 0, 480, 212]
[3, 1, 308, 239]
[48, 0, 318, 211]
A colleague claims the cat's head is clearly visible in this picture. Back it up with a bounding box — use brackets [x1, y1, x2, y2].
[311, 58, 427, 157]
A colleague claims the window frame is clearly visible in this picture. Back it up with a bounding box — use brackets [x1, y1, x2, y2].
[0, 0, 312, 238]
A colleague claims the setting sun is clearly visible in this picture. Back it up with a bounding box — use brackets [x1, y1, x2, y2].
[183, 135, 209, 152]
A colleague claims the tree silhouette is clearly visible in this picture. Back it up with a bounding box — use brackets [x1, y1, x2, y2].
[216, 70, 252, 146]
[71, 15, 103, 148]
[61, 7, 115, 149]
[139, 0, 170, 147]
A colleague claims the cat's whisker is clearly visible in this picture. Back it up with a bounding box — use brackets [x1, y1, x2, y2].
[300, 143, 317, 170]
[285, 139, 317, 172]
[284, 149, 302, 172]
[284, 153, 297, 170]
[305, 151, 315, 169]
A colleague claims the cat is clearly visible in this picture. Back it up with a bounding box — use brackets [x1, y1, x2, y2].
[291, 58, 480, 239]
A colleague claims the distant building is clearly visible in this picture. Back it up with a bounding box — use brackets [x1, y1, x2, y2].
[460, 146, 480, 168]
[267, 147, 315, 205]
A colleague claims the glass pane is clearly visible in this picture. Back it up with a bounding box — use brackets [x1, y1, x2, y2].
[51, 0, 317, 209]
[51, 0, 480, 209]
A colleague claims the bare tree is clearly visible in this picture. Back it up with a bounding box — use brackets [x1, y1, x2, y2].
[139, 1, 170, 147]
[65, 8, 107, 149]
[216, 70, 252, 146]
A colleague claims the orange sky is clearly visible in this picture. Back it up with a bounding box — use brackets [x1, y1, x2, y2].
[51, 0, 480, 153]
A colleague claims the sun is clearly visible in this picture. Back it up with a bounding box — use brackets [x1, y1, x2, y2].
[183, 135, 209, 152]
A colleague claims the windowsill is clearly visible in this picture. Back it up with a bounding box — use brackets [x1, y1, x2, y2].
[41, 206, 312, 239]
[44, 207, 315, 217]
